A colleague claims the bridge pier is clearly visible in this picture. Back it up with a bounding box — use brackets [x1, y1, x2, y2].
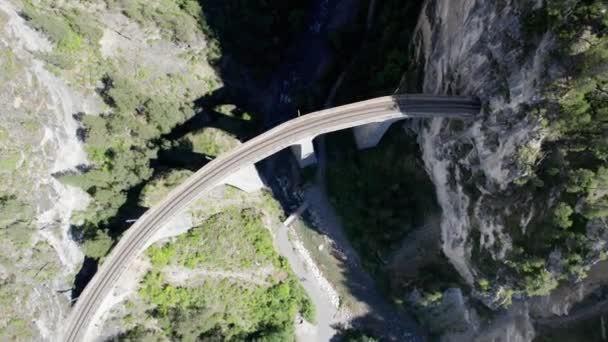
[353, 118, 402, 149]
[221, 164, 265, 192]
[290, 137, 317, 168]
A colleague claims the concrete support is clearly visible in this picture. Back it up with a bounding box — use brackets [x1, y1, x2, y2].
[353, 118, 402, 150]
[290, 137, 317, 168]
[221, 164, 265, 192]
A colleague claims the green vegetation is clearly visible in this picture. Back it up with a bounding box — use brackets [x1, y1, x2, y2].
[147, 208, 277, 270]
[338, 329, 380, 342]
[21, 4, 102, 46]
[21, 3, 102, 69]
[0, 196, 34, 250]
[137, 274, 311, 341]
[470, 0, 608, 299]
[127, 208, 313, 341]
[60, 69, 199, 249]
[139, 170, 193, 208]
[327, 127, 439, 276]
[82, 230, 113, 260]
[21, 0, 221, 258]
[180, 127, 240, 156]
[116, 0, 204, 45]
[0, 197, 63, 341]
[6, 0, 324, 339]
[22, 0, 313, 264]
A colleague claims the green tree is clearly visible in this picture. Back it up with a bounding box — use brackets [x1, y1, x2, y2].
[83, 230, 113, 259]
[0, 196, 34, 249]
[553, 202, 574, 229]
[139, 170, 193, 208]
[524, 269, 559, 297]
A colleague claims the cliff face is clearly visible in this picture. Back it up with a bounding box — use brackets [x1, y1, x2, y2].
[409, 0, 551, 290]
[405, 0, 608, 339]
[397, 1, 554, 339]
[0, 1, 219, 339]
[0, 2, 93, 339]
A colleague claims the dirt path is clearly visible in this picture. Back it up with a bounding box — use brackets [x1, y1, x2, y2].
[162, 265, 274, 287]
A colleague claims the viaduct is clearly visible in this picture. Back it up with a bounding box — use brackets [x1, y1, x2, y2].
[63, 94, 481, 341]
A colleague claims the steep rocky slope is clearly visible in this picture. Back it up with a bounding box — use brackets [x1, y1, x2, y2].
[0, 1, 95, 338]
[411, 0, 551, 300]
[0, 0, 218, 339]
[402, 0, 607, 339]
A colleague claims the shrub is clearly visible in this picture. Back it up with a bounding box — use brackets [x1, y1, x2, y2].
[117, 0, 202, 44]
[83, 230, 113, 259]
[339, 329, 379, 342]
[181, 127, 239, 157]
[0, 196, 34, 249]
[524, 269, 558, 297]
[138, 205, 314, 339]
[553, 202, 574, 229]
[139, 169, 193, 208]
[21, 5, 74, 45]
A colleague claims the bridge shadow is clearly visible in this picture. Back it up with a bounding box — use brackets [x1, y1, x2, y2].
[197, 0, 314, 82]
[163, 87, 258, 143]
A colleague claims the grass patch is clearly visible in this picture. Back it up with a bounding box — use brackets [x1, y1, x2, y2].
[21, 3, 102, 69]
[130, 207, 314, 341]
[0, 50, 23, 83]
[0, 152, 20, 172]
[180, 127, 239, 157]
[117, 0, 204, 45]
[139, 169, 193, 208]
[148, 208, 278, 270]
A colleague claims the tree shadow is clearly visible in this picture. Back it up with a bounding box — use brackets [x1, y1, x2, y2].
[196, 0, 315, 83]
[155, 146, 212, 172]
[71, 256, 98, 302]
